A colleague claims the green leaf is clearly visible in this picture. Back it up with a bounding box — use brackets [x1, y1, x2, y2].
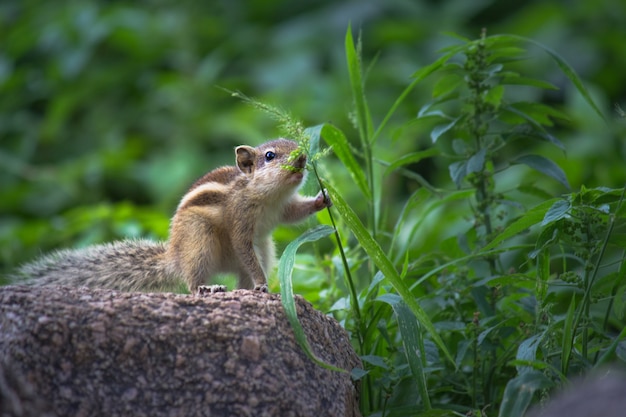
[483, 198, 560, 251]
[320, 123, 371, 199]
[513, 154, 571, 190]
[417, 106, 450, 120]
[498, 370, 554, 417]
[431, 117, 460, 143]
[378, 293, 432, 410]
[384, 148, 441, 176]
[432, 73, 463, 99]
[541, 199, 571, 226]
[304, 125, 322, 159]
[502, 106, 565, 151]
[516, 333, 543, 372]
[361, 354, 389, 370]
[350, 367, 368, 381]
[466, 148, 487, 174]
[449, 160, 467, 189]
[507, 102, 569, 126]
[277, 224, 345, 373]
[597, 326, 626, 366]
[485, 84, 505, 108]
[500, 74, 559, 90]
[324, 182, 455, 366]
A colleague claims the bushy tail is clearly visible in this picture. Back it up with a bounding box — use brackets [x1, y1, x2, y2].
[13, 240, 181, 292]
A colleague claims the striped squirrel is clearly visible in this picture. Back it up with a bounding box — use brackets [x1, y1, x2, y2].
[14, 139, 331, 293]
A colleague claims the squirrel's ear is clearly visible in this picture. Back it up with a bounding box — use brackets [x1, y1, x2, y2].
[236, 146, 256, 174]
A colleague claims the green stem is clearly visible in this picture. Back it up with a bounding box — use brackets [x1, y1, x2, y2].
[310, 162, 363, 332]
[570, 186, 625, 364]
[472, 312, 480, 409]
[310, 161, 372, 412]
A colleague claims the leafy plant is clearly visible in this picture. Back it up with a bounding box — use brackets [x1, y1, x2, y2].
[282, 27, 626, 417]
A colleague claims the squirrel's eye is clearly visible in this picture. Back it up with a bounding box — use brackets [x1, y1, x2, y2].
[265, 151, 276, 161]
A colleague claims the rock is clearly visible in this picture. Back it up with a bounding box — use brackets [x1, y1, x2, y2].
[527, 370, 626, 417]
[0, 286, 361, 417]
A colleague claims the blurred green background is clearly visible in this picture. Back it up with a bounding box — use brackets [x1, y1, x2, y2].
[1, 0, 625, 275]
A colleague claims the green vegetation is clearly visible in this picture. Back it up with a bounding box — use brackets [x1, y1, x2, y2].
[2, 1, 626, 416]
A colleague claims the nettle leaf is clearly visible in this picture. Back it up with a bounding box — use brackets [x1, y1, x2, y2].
[486, 46, 526, 62]
[452, 139, 468, 155]
[505, 123, 565, 152]
[449, 160, 467, 189]
[384, 148, 441, 176]
[483, 198, 559, 251]
[516, 333, 543, 370]
[507, 102, 569, 126]
[361, 354, 389, 370]
[433, 73, 464, 98]
[417, 102, 452, 120]
[500, 73, 559, 90]
[513, 154, 570, 190]
[486, 63, 504, 77]
[530, 224, 559, 259]
[431, 117, 461, 143]
[466, 148, 487, 174]
[485, 84, 505, 108]
[541, 199, 571, 226]
[350, 367, 368, 381]
[580, 186, 626, 206]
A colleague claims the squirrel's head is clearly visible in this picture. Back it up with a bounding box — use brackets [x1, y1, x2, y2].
[235, 138, 307, 195]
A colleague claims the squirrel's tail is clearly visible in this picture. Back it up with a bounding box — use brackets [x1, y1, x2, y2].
[13, 240, 180, 292]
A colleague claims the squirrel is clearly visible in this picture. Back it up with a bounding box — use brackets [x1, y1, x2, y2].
[14, 139, 331, 294]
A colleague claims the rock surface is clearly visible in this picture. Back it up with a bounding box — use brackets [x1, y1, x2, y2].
[0, 286, 361, 417]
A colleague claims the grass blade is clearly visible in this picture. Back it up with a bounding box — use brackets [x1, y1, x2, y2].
[379, 293, 432, 410]
[498, 371, 553, 417]
[345, 24, 373, 144]
[513, 154, 571, 190]
[320, 123, 371, 199]
[278, 224, 346, 372]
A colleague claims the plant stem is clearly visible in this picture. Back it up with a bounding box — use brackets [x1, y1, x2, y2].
[309, 162, 363, 337]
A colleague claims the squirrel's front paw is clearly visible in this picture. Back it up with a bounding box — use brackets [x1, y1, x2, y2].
[314, 189, 332, 211]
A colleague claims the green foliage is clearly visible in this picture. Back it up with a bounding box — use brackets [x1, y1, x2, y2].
[305, 28, 626, 417]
